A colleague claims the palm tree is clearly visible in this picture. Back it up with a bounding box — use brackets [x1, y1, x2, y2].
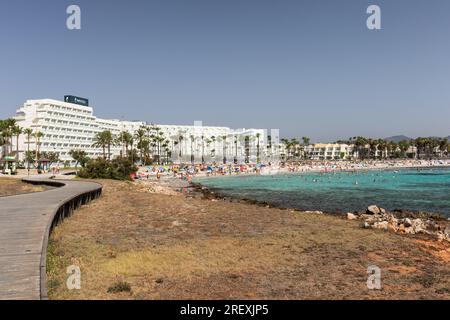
[157, 132, 166, 164]
[92, 130, 114, 160]
[387, 141, 398, 158]
[428, 138, 440, 159]
[92, 132, 106, 159]
[210, 136, 216, 160]
[301, 137, 310, 159]
[368, 138, 377, 159]
[11, 125, 22, 159]
[23, 128, 33, 174]
[161, 140, 169, 164]
[221, 135, 227, 164]
[0, 120, 9, 158]
[0, 133, 6, 159]
[117, 131, 133, 158]
[34, 131, 44, 164]
[243, 136, 251, 163]
[134, 128, 147, 164]
[439, 138, 449, 158]
[376, 139, 387, 159]
[149, 126, 165, 164]
[205, 138, 212, 161]
[1, 119, 16, 155]
[353, 136, 368, 159]
[164, 146, 171, 163]
[233, 135, 238, 163]
[255, 133, 261, 163]
[190, 135, 195, 164]
[1, 127, 12, 156]
[414, 137, 433, 159]
[105, 131, 115, 160]
[200, 135, 205, 164]
[281, 138, 291, 161]
[173, 140, 179, 162]
[178, 134, 184, 159]
[398, 140, 411, 158]
[290, 138, 299, 160]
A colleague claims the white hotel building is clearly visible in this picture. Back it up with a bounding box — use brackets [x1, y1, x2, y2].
[304, 143, 354, 160]
[12, 97, 280, 165]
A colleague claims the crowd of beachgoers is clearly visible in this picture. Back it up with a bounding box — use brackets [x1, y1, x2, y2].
[132, 159, 450, 182]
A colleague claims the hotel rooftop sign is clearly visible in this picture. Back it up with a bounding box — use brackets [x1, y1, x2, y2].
[64, 95, 89, 106]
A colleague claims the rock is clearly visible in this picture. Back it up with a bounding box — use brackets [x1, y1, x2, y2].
[411, 219, 426, 233]
[358, 207, 449, 241]
[403, 218, 412, 227]
[396, 224, 406, 233]
[373, 221, 389, 230]
[436, 232, 446, 242]
[445, 227, 450, 237]
[386, 214, 398, 224]
[304, 210, 323, 215]
[347, 213, 358, 220]
[367, 205, 381, 215]
[404, 227, 414, 234]
[364, 215, 382, 224]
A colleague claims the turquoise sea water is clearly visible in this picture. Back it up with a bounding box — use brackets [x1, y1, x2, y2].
[194, 167, 450, 217]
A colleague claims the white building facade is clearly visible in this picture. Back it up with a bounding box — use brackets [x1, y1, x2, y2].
[304, 143, 354, 160]
[12, 98, 280, 165]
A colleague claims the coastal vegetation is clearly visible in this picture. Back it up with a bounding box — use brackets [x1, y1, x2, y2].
[46, 179, 450, 299]
[68, 150, 89, 169]
[0, 177, 54, 196]
[77, 157, 137, 181]
[0, 118, 22, 159]
[0, 118, 57, 172]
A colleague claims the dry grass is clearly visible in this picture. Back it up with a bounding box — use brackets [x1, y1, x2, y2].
[47, 179, 450, 300]
[0, 177, 53, 196]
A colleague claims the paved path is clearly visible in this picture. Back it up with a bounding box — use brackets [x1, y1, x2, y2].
[0, 177, 102, 300]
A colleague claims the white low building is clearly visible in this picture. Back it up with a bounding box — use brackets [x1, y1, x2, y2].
[304, 143, 353, 160]
[12, 97, 279, 165]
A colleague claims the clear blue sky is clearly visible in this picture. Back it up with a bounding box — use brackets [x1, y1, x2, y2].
[1, 0, 449, 141]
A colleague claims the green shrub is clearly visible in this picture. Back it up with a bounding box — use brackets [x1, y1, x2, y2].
[107, 281, 132, 294]
[78, 157, 137, 180]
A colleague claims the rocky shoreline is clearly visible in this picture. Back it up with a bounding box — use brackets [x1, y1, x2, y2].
[189, 182, 450, 244]
[347, 205, 450, 243]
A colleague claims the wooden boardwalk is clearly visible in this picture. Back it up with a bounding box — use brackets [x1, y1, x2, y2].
[0, 178, 102, 300]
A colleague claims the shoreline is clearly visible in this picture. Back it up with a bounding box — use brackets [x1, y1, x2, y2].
[190, 162, 450, 180]
[188, 165, 450, 218]
[188, 180, 449, 221]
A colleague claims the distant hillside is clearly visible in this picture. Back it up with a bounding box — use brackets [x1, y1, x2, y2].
[447, 136, 450, 142]
[384, 135, 412, 143]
